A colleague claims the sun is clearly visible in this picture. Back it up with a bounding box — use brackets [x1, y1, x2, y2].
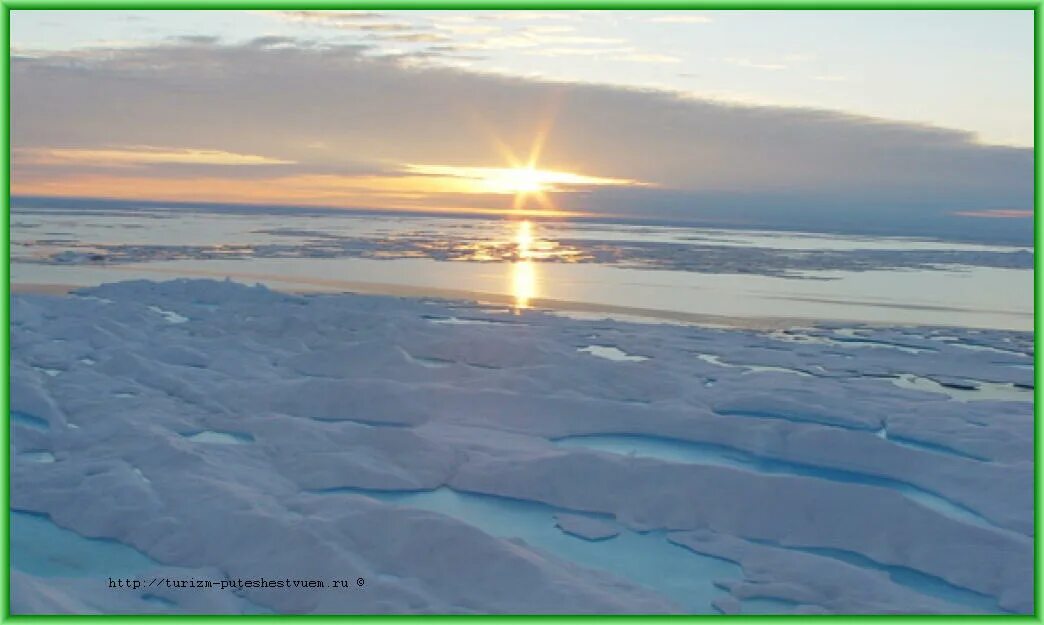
[479, 103, 561, 212]
[476, 166, 554, 211]
[486, 167, 545, 194]
[405, 95, 640, 214]
[403, 98, 638, 215]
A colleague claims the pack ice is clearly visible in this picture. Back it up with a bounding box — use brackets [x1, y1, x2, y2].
[9, 279, 1033, 614]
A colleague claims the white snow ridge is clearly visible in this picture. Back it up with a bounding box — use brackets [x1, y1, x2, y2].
[9, 279, 1033, 614]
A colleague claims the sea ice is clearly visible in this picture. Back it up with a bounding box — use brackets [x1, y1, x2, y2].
[8, 278, 1033, 614]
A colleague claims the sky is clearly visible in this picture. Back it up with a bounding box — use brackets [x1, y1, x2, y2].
[10, 10, 1035, 242]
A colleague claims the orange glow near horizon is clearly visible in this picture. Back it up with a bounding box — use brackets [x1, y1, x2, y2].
[403, 164, 638, 195]
[13, 103, 644, 216]
[16, 146, 294, 167]
[10, 172, 598, 218]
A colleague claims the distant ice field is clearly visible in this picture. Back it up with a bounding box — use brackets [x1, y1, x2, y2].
[10, 205, 1033, 330]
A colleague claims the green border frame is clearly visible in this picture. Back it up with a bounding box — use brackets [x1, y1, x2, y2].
[0, 3, 1039, 622]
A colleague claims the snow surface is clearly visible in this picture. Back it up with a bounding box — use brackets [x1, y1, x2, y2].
[9, 278, 1033, 614]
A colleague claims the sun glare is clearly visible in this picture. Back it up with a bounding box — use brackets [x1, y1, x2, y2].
[516, 220, 534, 256]
[405, 101, 639, 215]
[511, 220, 537, 310]
[399, 164, 638, 214]
[512, 260, 535, 310]
[486, 168, 546, 194]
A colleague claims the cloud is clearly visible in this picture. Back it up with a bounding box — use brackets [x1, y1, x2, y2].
[16, 146, 294, 167]
[461, 35, 540, 50]
[10, 41, 1033, 242]
[525, 25, 576, 34]
[474, 12, 580, 22]
[333, 22, 416, 33]
[462, 31, 626, 51]
[402, 163, 644, 192]
[431, 23, 501, 35]
[170, 35, 221, 46]
[951, 209, 1033, 219]
[272, 11, 422, 38]
[268, 11, 620, 63]
[382, 32, 453, 44]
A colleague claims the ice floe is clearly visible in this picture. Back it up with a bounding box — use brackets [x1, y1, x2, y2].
[9, 279, 1033, 614]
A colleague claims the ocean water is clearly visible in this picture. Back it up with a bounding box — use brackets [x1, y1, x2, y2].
[10, 510, 157, 578]
[318, 486, 740, 613]
[10, 206, 1033, 330]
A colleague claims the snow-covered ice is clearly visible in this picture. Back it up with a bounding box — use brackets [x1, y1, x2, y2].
[578, 345, 649, 362]
[9, 278, 1033, 614]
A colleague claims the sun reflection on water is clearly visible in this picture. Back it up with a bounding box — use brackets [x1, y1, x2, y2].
[511, 220, 537, 310]
[516, 220, 534, 256]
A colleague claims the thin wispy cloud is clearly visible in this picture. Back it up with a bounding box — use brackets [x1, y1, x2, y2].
[475, 11, 581, 22]
[382, 32, 453, 43]
[524, 25, 576, 34]
[461, 35, 540, 50]
[462, 31, 627, 51]
[403, 163, 643, 191]
[170, 35, 222, 45]
[16, 146, 294, 167]
[432, 23, 501, 35]
[304, 21, 414, 34]
[951, 209, 1033, 219]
